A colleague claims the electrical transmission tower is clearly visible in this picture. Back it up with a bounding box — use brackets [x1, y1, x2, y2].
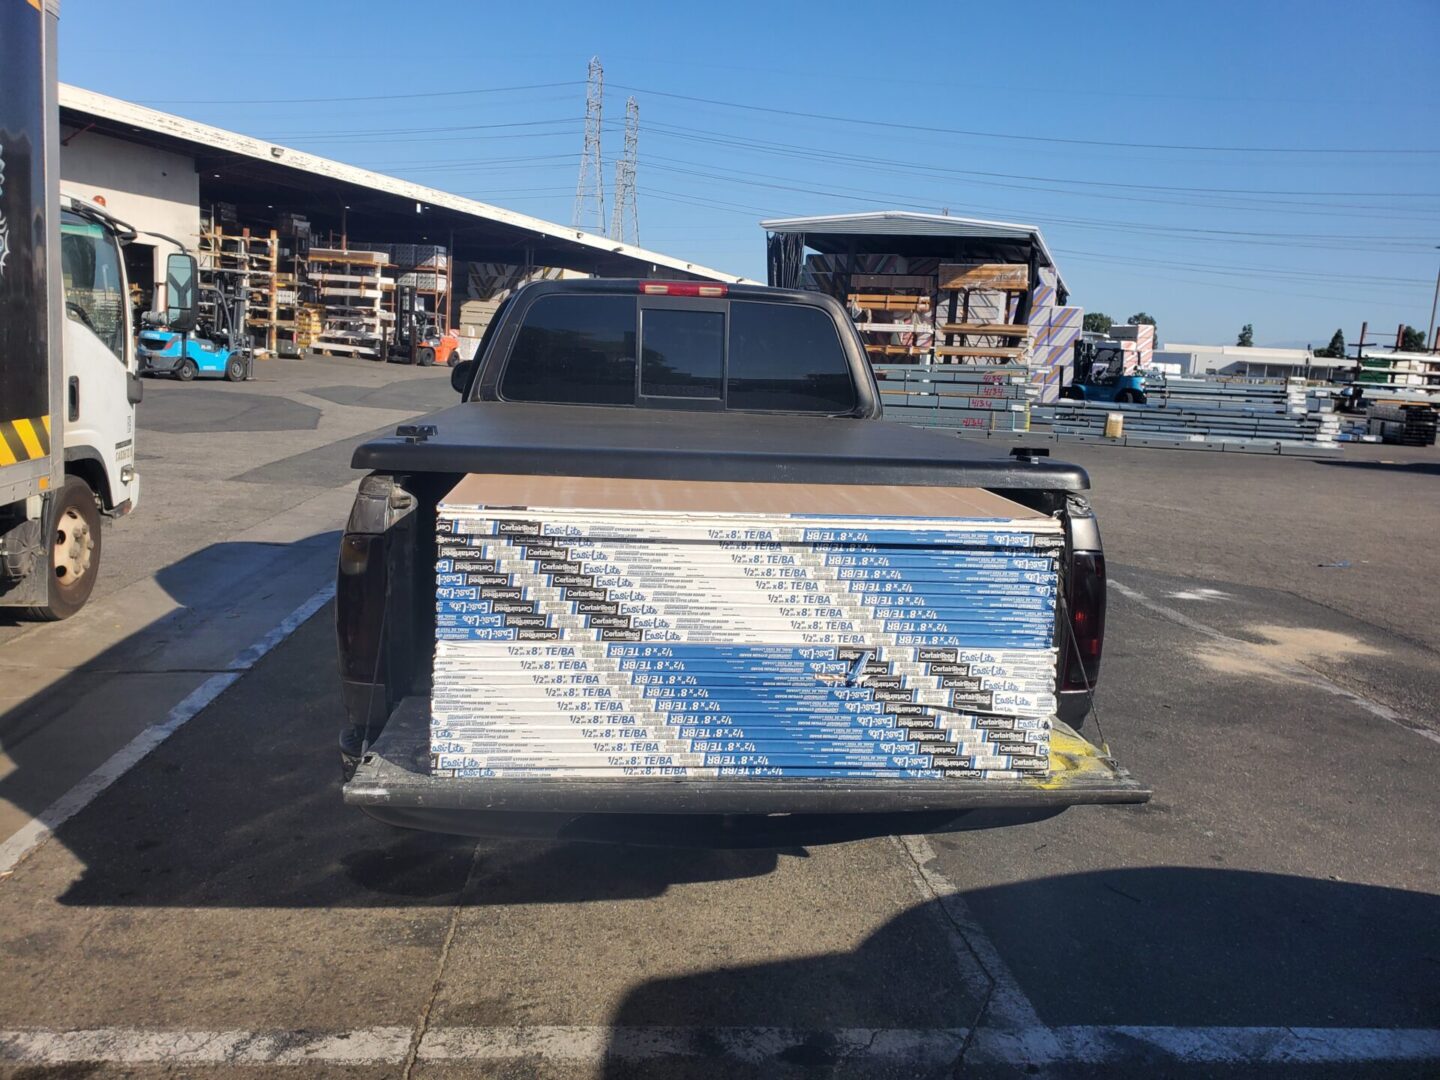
[610, 97, 639, 245]
[573, 56, 605, 234]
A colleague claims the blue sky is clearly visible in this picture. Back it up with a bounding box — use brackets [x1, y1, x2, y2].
[59, 0, 1440, 347]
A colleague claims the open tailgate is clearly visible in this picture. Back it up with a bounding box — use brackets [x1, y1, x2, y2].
[344, 697, 1149, 823]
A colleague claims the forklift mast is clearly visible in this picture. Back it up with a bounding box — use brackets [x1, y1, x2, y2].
[393, 284, 419, 362]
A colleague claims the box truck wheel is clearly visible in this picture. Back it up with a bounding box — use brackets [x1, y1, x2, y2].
[28, 476, 102, 621]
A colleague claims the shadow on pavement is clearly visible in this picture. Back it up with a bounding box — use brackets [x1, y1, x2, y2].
[601, 868, 1440, 1079]
[1310, 458, 1440, 476]
[136, 384, 322, 434]
[43, 610, 784, 908]
[0, 535, 339, 855]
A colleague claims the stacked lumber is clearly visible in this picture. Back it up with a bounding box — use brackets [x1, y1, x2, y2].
[197, 226, 280, 354]
[931, 262, 1031, 361]
[306, 249, 389, 358]
[429, 476, 1061, 781]
[846, 263, 1034, 364]
[1357, 351, 1440, 398]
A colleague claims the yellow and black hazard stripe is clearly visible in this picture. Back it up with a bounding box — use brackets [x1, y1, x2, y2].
[0, 416, 52, 467]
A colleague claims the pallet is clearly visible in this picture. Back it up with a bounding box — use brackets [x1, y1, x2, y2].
[937, 263, 1030, 292]
[850, 274, 935, 289]
[933, 346, 1027, 359]
[938, 322, 1030, 337]
[307, 248, 388, 266]
[865, 344, 931, 356]
[848, 294, 932, 312]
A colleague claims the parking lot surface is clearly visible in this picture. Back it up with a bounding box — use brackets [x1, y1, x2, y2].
[1, 362, 1437, 1077]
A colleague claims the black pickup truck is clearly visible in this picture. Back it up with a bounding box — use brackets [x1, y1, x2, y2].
[338, 279, 1146, 844]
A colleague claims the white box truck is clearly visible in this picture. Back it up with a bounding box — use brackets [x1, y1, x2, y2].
[0, 0, 195, 618]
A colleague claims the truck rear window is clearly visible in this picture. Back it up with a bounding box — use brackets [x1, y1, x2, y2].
[498, 292, 857, 413]
[728, 302, 856, 413]
[500, 295, 636, 405]
[641, 309, 724, 400]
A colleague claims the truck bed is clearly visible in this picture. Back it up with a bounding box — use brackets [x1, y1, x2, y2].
[345, 697, 1148, 826]
[351, 402, 1089, 490]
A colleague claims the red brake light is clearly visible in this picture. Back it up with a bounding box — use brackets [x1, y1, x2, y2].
[1061, 552, 1106, 691]
[639, 282, 728, 297]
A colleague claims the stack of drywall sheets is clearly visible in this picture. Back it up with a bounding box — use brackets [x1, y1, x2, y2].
[430, 476, 1061, 782]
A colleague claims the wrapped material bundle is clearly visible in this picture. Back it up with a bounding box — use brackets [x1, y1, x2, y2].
[431, 476, 1063, 781]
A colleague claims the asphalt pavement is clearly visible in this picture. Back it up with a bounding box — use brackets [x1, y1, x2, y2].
[0, 366, 1436, 1078]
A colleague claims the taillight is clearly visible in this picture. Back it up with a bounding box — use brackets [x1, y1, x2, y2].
[639, 282, 728, 297]
[1061, 551, 1106, 691]
[336, 533, 387, 683]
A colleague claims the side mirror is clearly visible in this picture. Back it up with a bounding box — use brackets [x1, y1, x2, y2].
[165, 253, 199, 332]
[450, 359, 475, 396]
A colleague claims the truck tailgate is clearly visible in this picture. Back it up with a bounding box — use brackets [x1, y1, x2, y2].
[344, 697, 1148, 822]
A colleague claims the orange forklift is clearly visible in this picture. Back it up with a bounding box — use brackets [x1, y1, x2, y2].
[387, 284, 460, 367]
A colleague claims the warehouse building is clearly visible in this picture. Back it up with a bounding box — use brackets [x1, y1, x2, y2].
[1161, 342, 1350, 381]
[58, 85, 748, 357]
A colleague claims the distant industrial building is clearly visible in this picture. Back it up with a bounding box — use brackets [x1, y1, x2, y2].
[1160, 343, 1351, 381]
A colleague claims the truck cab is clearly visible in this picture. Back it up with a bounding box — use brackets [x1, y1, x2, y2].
[57, 194, 144, 515]
[1, 0, 188, 619]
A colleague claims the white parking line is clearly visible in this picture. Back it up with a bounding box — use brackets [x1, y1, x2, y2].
[0, 1028, 411, 1066]
[2, 1025, 1436, 1068]
[0, 583, 336, 879]
[896, 834, 1048, 1034]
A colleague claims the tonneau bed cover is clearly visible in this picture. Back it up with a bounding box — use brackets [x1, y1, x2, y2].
[351, 402, 1089, 491]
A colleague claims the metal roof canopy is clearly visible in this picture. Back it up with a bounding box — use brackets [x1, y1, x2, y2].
[762, 210, 1067, 300]
[58, 85, 751, 283]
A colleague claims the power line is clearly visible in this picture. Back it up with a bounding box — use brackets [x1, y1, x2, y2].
[1050, 247, 1431, 291]
[637, 120, 1440, 202]
[136, 80, 584, 106]
[636, 158, 1435, 251]
[610, 81, 1440, 156]
[261, 117, 583, 140]
[635, 143, 1440, 225]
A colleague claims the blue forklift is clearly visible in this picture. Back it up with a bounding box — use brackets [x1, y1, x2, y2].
[136, 281, 253, 382]
[1062, 339, 1148, 404]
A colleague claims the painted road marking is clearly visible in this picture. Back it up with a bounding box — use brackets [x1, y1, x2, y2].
[0, 584, 336, 879]
[1113, 580, 1440, 747]
[1, 1026, 1435, 1068]
[897, 834, 1048, 1034]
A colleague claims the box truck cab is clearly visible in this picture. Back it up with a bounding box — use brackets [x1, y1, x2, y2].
[56, 194, 145, 514]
